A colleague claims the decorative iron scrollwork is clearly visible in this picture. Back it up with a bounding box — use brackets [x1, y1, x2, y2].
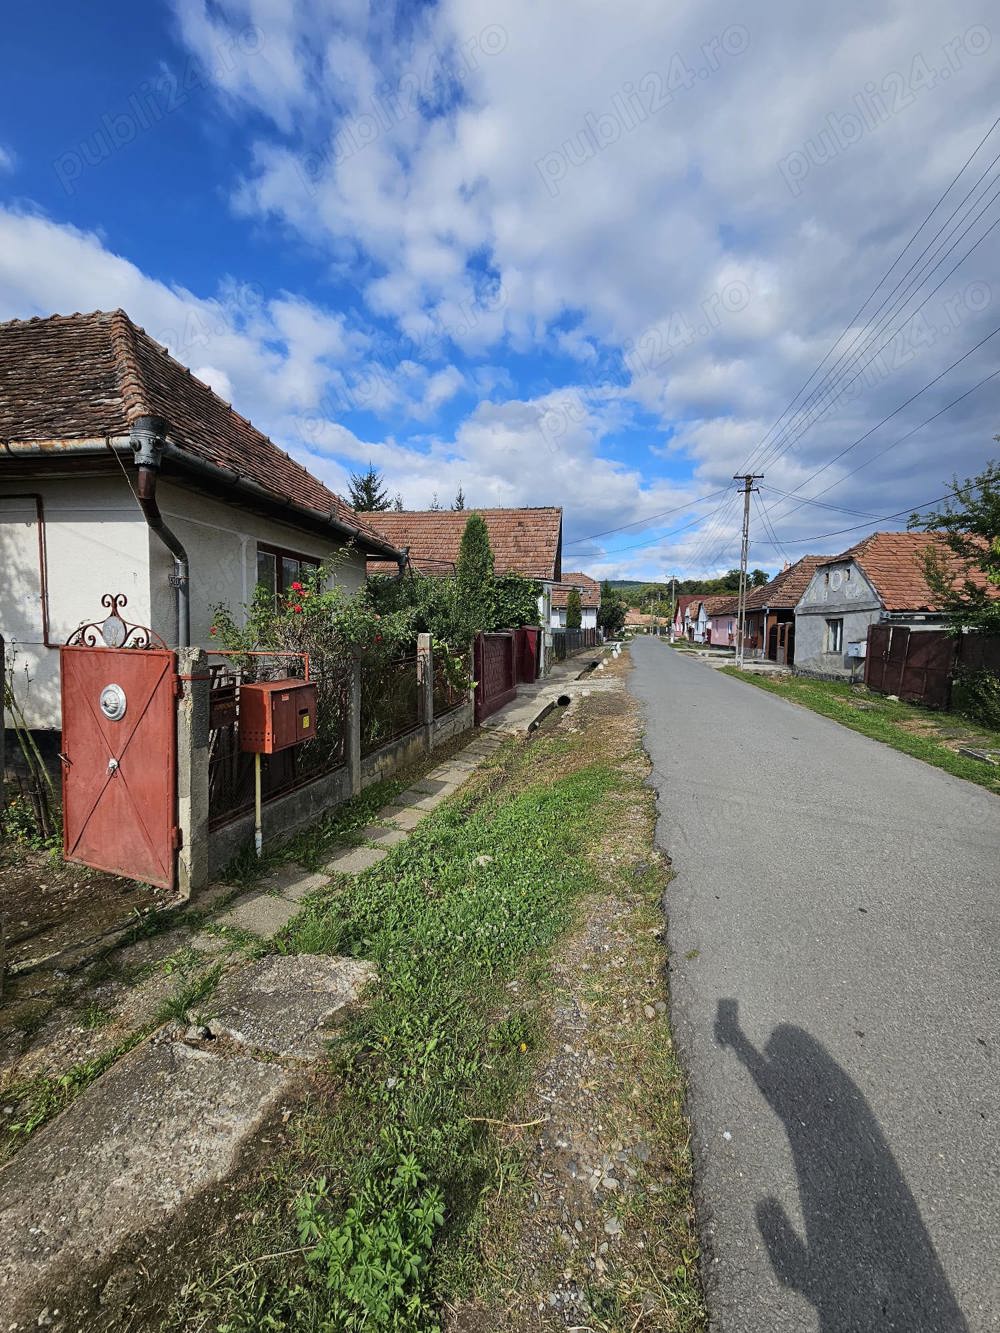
[66, 593, 168, 649]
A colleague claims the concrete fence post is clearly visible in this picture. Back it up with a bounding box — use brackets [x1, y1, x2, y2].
[175, 647, 210, 900]
[348, 662, 362, 796]
[0, 635, 5, 814]
[417, 632, 434, 752]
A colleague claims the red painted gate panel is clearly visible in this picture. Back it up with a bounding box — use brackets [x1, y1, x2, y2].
[60, 645, 177, 890]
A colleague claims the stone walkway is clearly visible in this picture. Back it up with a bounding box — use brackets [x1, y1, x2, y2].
[214, 727, 507, 940]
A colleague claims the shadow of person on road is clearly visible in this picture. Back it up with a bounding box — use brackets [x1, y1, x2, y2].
[715, 999, 968, 1332]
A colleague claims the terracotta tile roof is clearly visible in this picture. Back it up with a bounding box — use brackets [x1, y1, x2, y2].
[551, 572, 600, 609]
[700, 594, 739, 616]
[0, 310, 395, 553]
[745, 555, 825, 611]
[815, 530, 998, 612]
[674, 594, 703, 621]
[366, 507, 563, 580]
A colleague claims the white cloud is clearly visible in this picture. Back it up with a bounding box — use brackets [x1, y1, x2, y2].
[0, 144, 15, 174]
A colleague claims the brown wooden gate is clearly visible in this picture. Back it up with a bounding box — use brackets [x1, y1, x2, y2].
[474, 632, 517, 724]
[864, 625, 954, 708]
[60, 644, 178, 890]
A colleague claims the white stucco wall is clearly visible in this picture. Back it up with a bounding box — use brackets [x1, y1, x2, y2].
[1, 477, 150, 729]
[1, 474, 369, 730]
[148, 481, 367, 647]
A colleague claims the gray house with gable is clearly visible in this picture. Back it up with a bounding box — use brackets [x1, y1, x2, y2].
[794, 531, 963, 679]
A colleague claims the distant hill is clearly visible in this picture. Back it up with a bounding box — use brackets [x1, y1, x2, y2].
[605, 572, 773, 602]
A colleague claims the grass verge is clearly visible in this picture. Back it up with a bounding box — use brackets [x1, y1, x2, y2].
[720, 668, 1000, 795]
[164, 676, 704, 1332]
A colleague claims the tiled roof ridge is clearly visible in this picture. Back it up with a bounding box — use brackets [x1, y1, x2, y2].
[0, 308, 390, 549]
[382, 505, 562, 515]
[109, 307, 150, 423]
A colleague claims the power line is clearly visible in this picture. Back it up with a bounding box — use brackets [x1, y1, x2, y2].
[564, 486, 729, 547]
[753, 493, 952, 548]
[759, 486, 882, 518]
[755, 186, 1000, 472]
[761, 319, 1000, 524]
[754, 491, 791, 564]
[587, 496, 733, 558]
[740, 114, 1000, 475]
[767, 363, 1000, 522]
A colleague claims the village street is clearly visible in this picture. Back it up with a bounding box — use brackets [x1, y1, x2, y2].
[629, 638, 1000, 1333]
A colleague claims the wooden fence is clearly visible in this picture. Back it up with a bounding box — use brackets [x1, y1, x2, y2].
[864, 626, 1000, 708]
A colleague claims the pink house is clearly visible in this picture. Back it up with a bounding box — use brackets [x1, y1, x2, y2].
[702, 595, 739, 647]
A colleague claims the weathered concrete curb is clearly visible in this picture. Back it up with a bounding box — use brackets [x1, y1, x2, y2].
[0, 954, 372, 1330]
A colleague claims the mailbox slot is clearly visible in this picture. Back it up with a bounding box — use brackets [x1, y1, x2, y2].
[239, 679, 318, 754]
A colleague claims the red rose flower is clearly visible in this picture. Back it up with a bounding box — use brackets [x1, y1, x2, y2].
[290, 581, 304, 592]
[210, 625, 218, 636]
[375, 633, 383, 643]
[293, 604, 304, 614]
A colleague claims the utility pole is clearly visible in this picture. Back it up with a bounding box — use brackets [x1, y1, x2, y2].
[670, 574, 676, 640]
[733, 474, 763, 669]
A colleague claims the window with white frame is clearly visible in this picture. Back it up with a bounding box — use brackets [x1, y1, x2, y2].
[826, 618, 844, 653]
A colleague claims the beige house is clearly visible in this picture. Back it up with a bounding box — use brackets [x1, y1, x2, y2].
[0, 309, 402, 730]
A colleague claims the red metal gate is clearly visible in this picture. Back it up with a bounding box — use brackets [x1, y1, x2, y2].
[60, 644, 178, 890]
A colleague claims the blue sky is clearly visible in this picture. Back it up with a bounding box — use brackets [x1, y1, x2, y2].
[1, 0, 998, 580]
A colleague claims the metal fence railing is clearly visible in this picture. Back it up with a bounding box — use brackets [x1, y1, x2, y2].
[432, 648, 470, 717]
[360, 655, 421, 757]
[551, 627, 599, 660]
[207, 655, 349, 829]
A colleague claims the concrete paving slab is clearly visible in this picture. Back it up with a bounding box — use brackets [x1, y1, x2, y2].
[358, 825, 408, 847]
[206, 955, 375, 1058]
[0, 1040, 287, 1327]
[214, 891, 297, 938]
[411, 777, 452, 794]
[259, 864, 329, 903]
[323, 845, 389, 875]
[376, 805, 425, 830]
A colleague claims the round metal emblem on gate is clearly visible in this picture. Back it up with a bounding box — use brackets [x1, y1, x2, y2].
[99, 683, 128, 721]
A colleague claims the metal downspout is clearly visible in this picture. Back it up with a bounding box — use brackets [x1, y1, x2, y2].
[129, 415, 190, 649]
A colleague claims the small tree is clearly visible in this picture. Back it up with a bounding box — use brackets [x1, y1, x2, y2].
[452, 485, 466, 511]
[750, 568, 769, 587]
[565, 587, 583, 629]
[392, 492, 404, 512]
[429, 493, 443, 511]
[455, 512, 495, 632]
[909, 456, 1000, 634]
[348, 463, 391, 512]
[597, 580, 627, 638]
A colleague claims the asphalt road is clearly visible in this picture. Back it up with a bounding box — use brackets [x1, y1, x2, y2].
[628, 639, 1000, 1333]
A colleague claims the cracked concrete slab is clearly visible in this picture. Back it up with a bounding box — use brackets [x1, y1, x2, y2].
[358, 825, 408, 847]
[376, 805, 424, 830]
[0, 1040, 289, 1328]
[213, 891, 298, 939]
[323, 845, 388, 875]
[259, 865, 329, 903]
[205, 955, 375, 1058]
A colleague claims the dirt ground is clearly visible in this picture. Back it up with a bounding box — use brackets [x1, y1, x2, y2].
[447, 655, 704, 1332]
[1, 848, 168, 975]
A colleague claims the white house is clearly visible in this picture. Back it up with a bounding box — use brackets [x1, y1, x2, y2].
[0, 309, 404, 730]
[549, 571, 600, 631]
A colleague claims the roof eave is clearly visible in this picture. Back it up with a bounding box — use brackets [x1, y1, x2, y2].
[1, 438, 405, 562]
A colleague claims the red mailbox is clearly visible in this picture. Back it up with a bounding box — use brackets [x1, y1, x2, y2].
[239, 679, 317, 754]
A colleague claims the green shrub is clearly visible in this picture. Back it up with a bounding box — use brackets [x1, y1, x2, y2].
[952, 667, 1000, 731]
